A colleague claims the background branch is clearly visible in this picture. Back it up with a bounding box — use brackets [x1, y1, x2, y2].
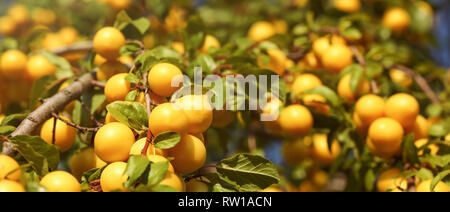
[393, 65, 441, 104]
[44, 41, 93, 55]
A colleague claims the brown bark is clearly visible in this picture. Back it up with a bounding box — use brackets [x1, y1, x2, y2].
[45, 41, 93, 55]
[1, 42, 97, 156]
[2, 73, 94, 156]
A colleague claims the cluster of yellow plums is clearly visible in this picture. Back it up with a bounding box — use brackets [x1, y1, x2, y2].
[0, 0, 446, 192]
[241, 0, 446, 192]
[0, 4, 81, 110]
[28, 25, 232, 192]
[299, 0, 429, 33]
[0, 4, 57, 37]
[0, 49, 55, 108]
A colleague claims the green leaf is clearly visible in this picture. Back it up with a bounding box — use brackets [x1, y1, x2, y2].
[120, 41, 142, 57]
[429, 123, 447, 137]
[125, 90, 139, 102]
[151, 184, 179, 192]
[124, 155, 150, 189]
[0, 38, 18, 50]
[91, 93, 106, 113]
[146, 161, 169, 186]
[125, 73, 140, 84]
[29, 75, 58, 109]
[132, 184, 153, 192]
[131, 17, 151, 35]
[410, 2, 434, 33]
[134, 51, 159, 76]
[81, 167, 106, 184]
[1, 113, 28, 127]
[349, 65, 364, 92]
[365, 61, 384, 79]
[212, 183, 237, 192]
[114, 11, 150, 38]
[149, 46, 182, 60]
[402, 134, 419, 165]
[426, 104, 443, 118]
[9, 135, 61, 176]
[342, 28, 362, 41]
[185, 32, 205, 56]
[106, 101, 148, 130]
[305, 86, 342, 107]
[114, 10, 132, 29]
[153, 132, 181, 149]
[41, 51, 73, 79]
[364, 169, 375, 192]
[420, 155, 450, 168]
[259, 41, 279, 51]
[196, 54, 217, 75]
[25, 182, 47, 192]
[147, 0, 170, 18]
[415, 168, 434, 181]
[216, 153, 279, 192]
[430, 170, 450, 192]
[0, 126, 16, 135]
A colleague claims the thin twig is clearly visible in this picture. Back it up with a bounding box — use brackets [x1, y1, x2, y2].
[142, 72, 153, 155]
[45, 41, 93, 55]
[350, 45, 379, 93]
[315, 27, 341, 35]
[247, 134, 256, 153]
[51, 112, 100, 133]
[287, 47, 307, 62]
[48, 77, 70, 90]
[350, 46, 366, 67]
[91, 80, 106, 88]
[0, 135, 8, 143]
[78, 98, 102, 127]
[52, 117, 57, 145]
[393, 65, 441, 104]
[88, 179, 102, 192]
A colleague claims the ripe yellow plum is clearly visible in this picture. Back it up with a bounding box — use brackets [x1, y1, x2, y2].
[0, 180, 25, 192]
[70, 148, 107, 180]
[0, 49, 28, 80]
[148, 103, 189, 137]
[248, 21, 276, 42]
[104, 73, 131, 103]
[100, 162, 129, 192]
[40, 171, 81, 192]
[40, 116, 76, 152]
[377, 168, 407, 192]
[168, 134, 206, 174]
[175, 95, 213, 134]
[279, 104, 313, 137]
[0, 155, 22, 181]
[93, 27, 126, 60]
[94, 123, 135, 163]
[148, 63, 183, 97]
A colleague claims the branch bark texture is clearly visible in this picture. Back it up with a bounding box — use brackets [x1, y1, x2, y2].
[2, 73, 94, 156]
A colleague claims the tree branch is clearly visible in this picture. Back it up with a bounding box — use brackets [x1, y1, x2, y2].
[51, 112, 100, 133]
[45, 41, 93, 55]
[2, 73, 95, 156]
[393, 65, 441, 104]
